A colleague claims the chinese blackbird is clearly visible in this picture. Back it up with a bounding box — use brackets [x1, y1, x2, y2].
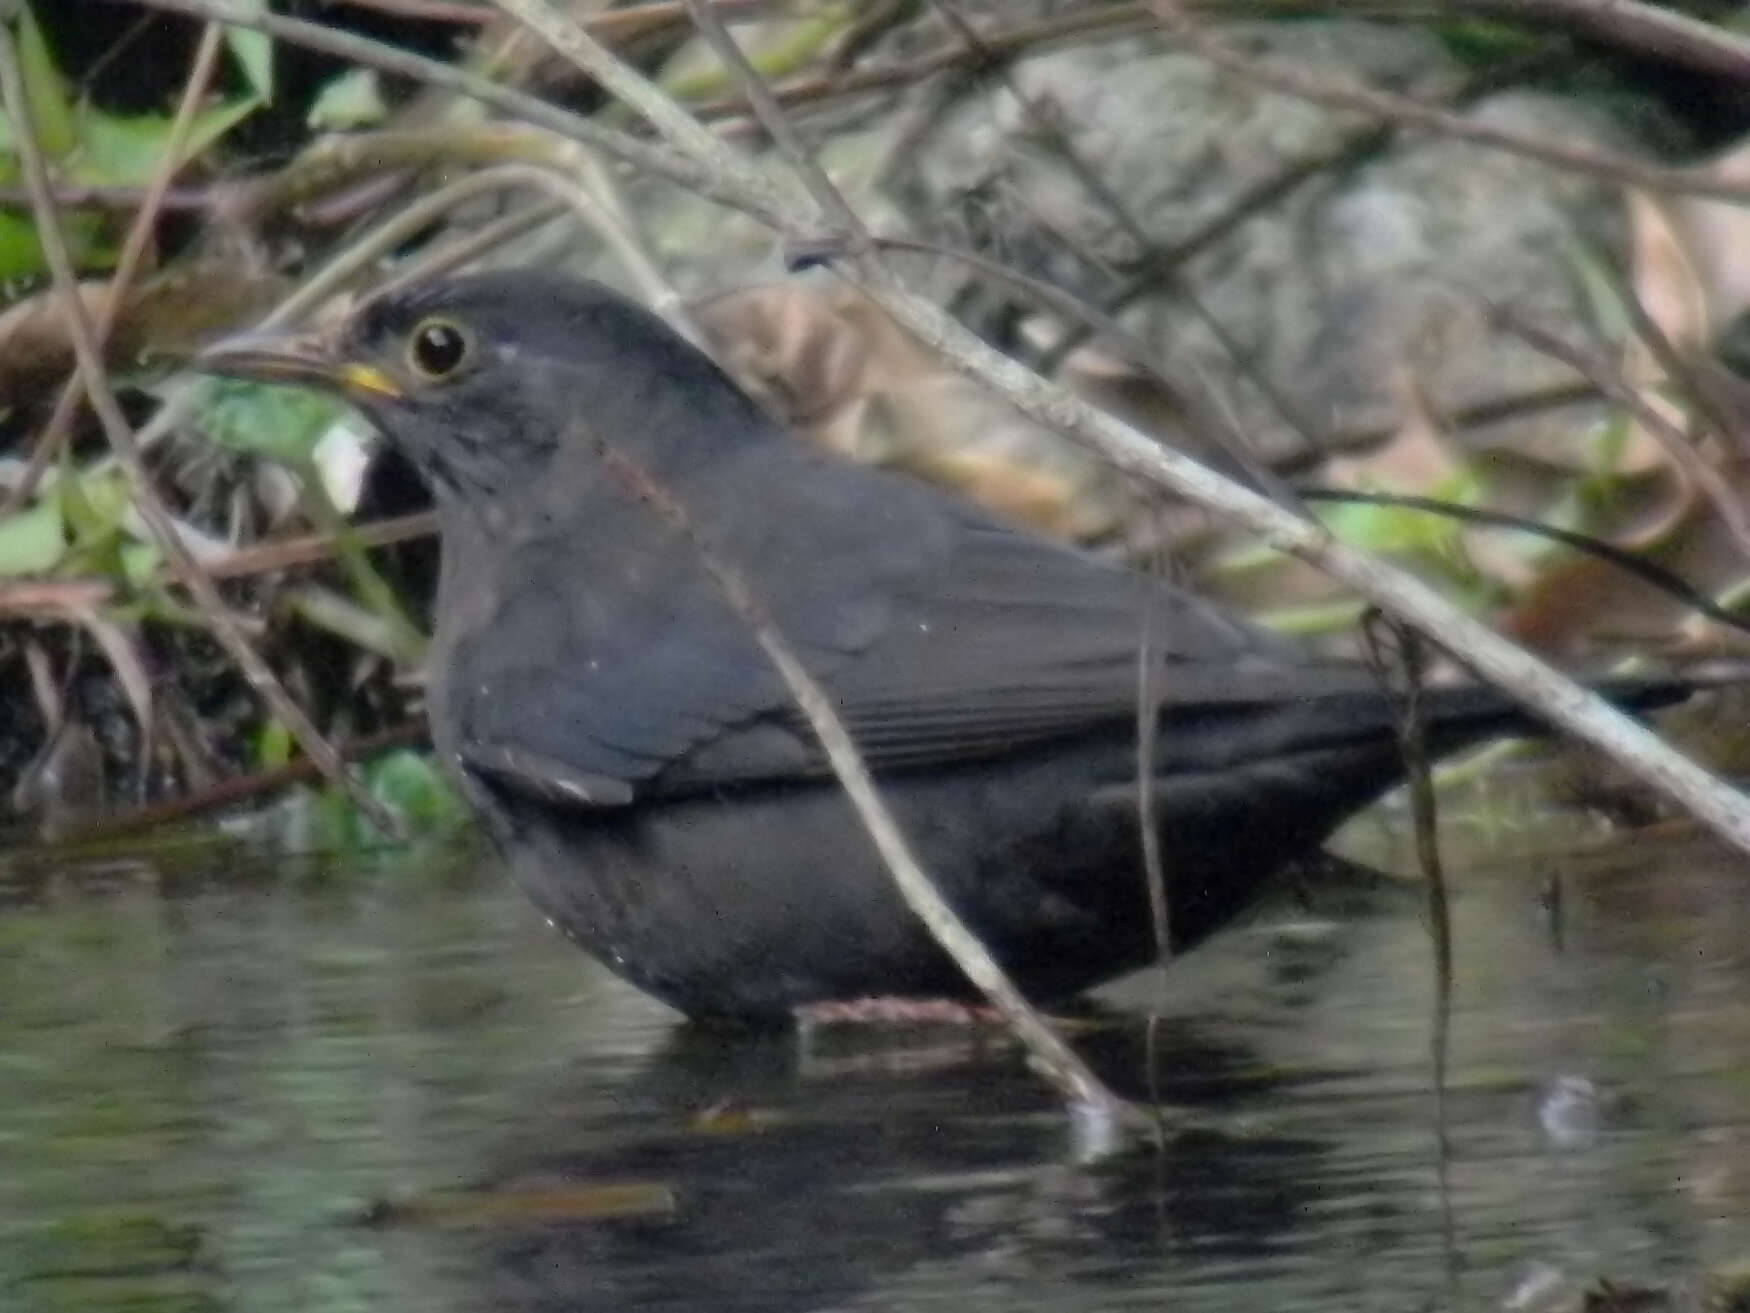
[199, 272, 1690, 1024]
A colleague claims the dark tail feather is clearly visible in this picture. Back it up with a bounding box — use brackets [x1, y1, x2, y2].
[1168, 674, 1707, 774]
[1417, 674, 1700, 757]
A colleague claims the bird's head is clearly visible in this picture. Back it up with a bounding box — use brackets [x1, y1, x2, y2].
[196, 271, 771, 502]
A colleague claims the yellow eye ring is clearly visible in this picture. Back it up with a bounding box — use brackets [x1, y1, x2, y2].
[406, 316, 472, 380]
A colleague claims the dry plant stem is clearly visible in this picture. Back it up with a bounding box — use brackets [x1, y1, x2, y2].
[121, 0, 788, 228]
[0, 25, 402, 839]
[492, 0, 756, 189]
[824, 231, 1302, 508]
[1451, 0, 1750, 82]
[1135, 531, 1172, 972]
[389, 198, 567, 285]
[932, 0, 1151, 250]
[688, 4, 1155, 121]
[0, 182, 208, 210]
[680, 0, 866, 243]
[1362, 615, 1453, 1212]
[0, 23, 224, 519]
[62, 722, 430, 843]
[1615, 280, 1750, 462]
[1496, 308, 1750, 561]
[201, 511, 439, 580]
[127, 0, 1750, 207]
[334, 0, 769, 34]
[680, 0, 1134, 1116]
[597, 441, 1130, 1122]
[1040, 122, 1396, 371]
[374, 161, 703, 340]
[929, 0, 1313, 438]
[507, 0, 1750, 874]
[1149, 0, 1750, 205]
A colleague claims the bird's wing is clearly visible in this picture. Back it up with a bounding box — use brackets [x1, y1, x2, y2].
[443, 452, 1371, 807]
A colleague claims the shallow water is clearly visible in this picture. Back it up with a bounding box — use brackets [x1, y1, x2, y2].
[2, 824, 1748, 1312]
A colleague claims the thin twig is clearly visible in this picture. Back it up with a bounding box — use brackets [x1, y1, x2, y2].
[1040, 122, 1397, 372]
[0, 23, 403, 838]
[667, 0, 1126, 1120]
[1495, 305, 1750, 562]
[201, 511, 440, 580]
[598, 437, 1131, 1123]
[0, 181, 211, 211]
[1361, 612, 1455, 1285]
[793, 230, 1302, 506]
[688, 5, 1154, 121]
[1295, 489, 1750, 637]
[1450, 0, 1750, 82]
[681, 0, 867, 244]
[1, 23, 225, 519]
[1614, 274, 1750, 463]
[58, 722, 429, 843]
[387, 198, 567, 286]
[370, 162, 704, 341]
[329, 0, 769, 34]
[121, 0, 791, 228]
[1149, 0, 1750, 204]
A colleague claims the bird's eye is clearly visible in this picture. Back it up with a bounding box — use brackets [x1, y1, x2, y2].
[406, 317, 471, 379]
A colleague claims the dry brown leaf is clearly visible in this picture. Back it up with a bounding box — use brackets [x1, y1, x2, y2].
[694, 284, 1121, 540]
[1627, 189, 1711, 357]
[1656, 137, 1750, 335]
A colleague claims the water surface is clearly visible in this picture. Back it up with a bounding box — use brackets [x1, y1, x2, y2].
[2, 825, 1747, 1311]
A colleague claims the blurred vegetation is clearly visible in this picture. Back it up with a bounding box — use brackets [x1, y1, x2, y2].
[2, 0, 1749, 851]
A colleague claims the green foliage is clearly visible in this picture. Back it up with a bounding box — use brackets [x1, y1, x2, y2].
[0, 1, 266, 277]
[194, 376, 349, 465]
[256, 718, 294, 770]
[223, 6, 274, 105]
[307, 68, 386, 131]
[363, 750, 467, 833]
[0, 493, 63, 575]
[301, 750, 470, 850]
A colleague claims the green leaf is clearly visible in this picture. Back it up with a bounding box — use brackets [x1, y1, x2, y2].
[0, 208, 43, 279]
[16, 4, 76, 159]
[226, 24, 273, 104]
[306, 68, 386, 131]
[0, 207, 110, 279]
[257, 718, 292, 770]
[59, 469, 132, 546]
[365, 750, 466, 832]
[120, 540, 162, 586]
[0, 497, 66, 575]
[194, 376, 348, 464]
[68, 97, 261, 186]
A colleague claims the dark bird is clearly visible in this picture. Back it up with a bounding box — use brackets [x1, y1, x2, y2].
[198, 272, 1689, 1024]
